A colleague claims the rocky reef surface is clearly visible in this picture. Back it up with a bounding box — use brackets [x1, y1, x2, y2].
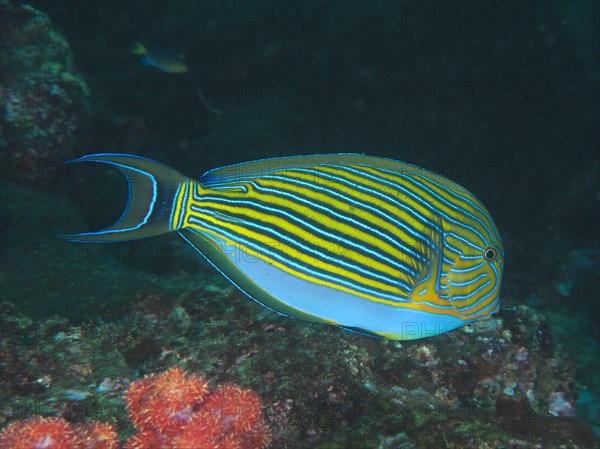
[0, 0, 91, 186]
[0, 284, 597, 448]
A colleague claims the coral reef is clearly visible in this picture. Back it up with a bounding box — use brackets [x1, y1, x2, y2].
[0, 0, 90, 185]
[124, 366, 209, 438]
[0, 366, 272, 449]
[0, 292, 596, 448]
[123, 367, 271, 449]
[0, 416, 118, 449]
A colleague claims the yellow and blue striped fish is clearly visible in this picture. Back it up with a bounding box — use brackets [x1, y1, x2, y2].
[61, 154, 504, 340]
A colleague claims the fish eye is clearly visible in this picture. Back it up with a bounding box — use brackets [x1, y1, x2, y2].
[483, 246, 497, 261]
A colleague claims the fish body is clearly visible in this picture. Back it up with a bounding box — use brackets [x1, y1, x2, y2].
[62, 154, 504, 340]
[131, 42, 187, 74]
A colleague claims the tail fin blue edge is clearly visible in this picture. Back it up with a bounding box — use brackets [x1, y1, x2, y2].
[58, 153, 189, 243]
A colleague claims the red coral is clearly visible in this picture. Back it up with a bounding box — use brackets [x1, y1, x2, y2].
[77, 421, 119, 449]
[1, 368, 271, 449]
[0, 417, 118, 449]
[123, 428, 171, 449]
[124, 367, 271, 449]
[171, 419, 220, 449]
[124, 366, 209, 436]
[216, 433, 243, 449]
[0, 417, 79, 449]
[241, 422, 272, 449]
[172, 410, 225, 448]
[203, 385, 264, 434]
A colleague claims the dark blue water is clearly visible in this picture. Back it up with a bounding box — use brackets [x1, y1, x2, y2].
[1, 1, 598, 447]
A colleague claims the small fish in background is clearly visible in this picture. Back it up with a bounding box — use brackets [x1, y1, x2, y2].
[130, 42, 187, 74]
[130, 42, 223, 115]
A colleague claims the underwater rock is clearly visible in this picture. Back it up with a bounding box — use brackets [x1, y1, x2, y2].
[0, 294, 596, 448]
[495, 395, 596, 447]
[0, 1, 90, 186]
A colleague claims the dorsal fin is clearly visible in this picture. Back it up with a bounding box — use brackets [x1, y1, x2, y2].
[201, 153, 363, 186]
[200, 153, 470, 194]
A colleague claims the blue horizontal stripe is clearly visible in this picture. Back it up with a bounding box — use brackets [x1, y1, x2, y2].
[187, 217, 410, 303]
[192, 195, 416, 287]
[190, 202, 413, 295]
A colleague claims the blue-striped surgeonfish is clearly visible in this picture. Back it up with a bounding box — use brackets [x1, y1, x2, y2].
[61, 154, 504, 340]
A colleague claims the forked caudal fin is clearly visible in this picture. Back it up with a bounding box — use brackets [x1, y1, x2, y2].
[58, 154, 193, 243]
